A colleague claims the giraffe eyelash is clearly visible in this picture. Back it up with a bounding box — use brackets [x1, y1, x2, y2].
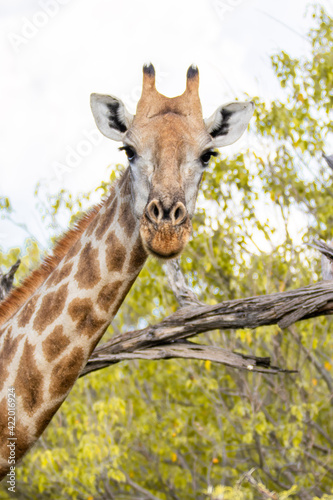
[200, 150, 218, 166]
[119, 145, 137, 161]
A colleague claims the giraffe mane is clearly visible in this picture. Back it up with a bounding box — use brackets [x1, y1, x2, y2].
[0, 204, 103, 328]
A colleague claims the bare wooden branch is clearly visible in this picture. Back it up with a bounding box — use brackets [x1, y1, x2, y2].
[81, 340, 293, 377]
[309, 239, 333, 280]
[0, 259, 20, 301]
[82, 279, 333, 378]
[310, 239, 333, 262]
[323, 152, 333, 171]
[237, 468, 279, 499]
[164, 259, 202, 307]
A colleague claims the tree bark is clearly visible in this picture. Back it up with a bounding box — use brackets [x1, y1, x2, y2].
[81, 258, 333, 377]
[0, 259, 20, 301]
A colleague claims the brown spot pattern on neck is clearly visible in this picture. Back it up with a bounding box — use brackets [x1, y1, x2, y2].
[49, 347, 85, 399]
[74, 242, 101, 289]
[14, 340, 44, 416]
[42, 325, 70, 363]
[0, 206, 101, 327]
[68, 298, 105, 337]
[105, 232, 126, 273]
[33, 284, 69, 334]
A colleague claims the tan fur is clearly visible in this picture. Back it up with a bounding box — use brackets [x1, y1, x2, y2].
[140, 218, 191, 258]
[129, 70, 211, 258]
[136, 66, 202, 125]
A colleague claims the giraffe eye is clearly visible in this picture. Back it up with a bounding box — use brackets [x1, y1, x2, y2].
[200, 150, 218, 166]
[119, 145, 137, 162]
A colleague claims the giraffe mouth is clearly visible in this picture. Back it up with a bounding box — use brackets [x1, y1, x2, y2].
[139, 217, 192, 260]
[144, 246, 184, 260]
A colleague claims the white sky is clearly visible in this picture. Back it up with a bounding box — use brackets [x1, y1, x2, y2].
[0, 0, 332, 251]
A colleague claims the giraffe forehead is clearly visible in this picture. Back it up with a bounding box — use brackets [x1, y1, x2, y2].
[129, 113, 209, 159]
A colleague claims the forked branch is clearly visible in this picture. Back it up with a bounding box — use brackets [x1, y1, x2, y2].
[82, 247, 333, 377]
[0, 259, 20, 301]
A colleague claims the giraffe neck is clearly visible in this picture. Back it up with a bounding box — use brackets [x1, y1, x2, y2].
[0, 168, 147, 479]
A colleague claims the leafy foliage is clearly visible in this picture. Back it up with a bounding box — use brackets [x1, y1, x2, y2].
[1, 7, 333, 499]
[0, 198, 12, 214]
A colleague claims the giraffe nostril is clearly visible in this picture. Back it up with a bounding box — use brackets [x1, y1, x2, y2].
[171, 202, 187, 226]
[153, 204, 159, 219]
[146, 200, 162, 223]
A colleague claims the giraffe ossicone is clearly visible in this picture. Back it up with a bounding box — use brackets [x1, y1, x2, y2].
[0, 64, 254, 480]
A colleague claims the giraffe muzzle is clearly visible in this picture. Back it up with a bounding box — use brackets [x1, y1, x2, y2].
[140, 199, 191, 259]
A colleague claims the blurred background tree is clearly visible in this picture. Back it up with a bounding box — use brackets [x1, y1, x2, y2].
[0, 6, 332, 500]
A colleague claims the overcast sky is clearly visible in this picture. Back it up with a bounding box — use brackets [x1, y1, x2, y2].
[0, 0, 332, 250]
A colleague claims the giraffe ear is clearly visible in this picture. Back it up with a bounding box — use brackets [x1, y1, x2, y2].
[90, 93, 134, 141]
[205, 101, 254, 147]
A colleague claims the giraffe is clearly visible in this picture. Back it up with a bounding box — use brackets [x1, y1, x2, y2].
[0, 64, 254, 480]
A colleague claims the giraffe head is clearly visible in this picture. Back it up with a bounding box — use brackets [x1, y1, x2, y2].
[90, 64, 254, 259]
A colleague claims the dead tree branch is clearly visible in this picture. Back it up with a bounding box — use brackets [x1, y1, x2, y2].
[309, 239, 333, 280]
[164, 259, 202, 307]
[82, 250, 333, 377]
[81, 340, 290, 377]
[237, 468, 279, 499]
[0, 259, 20, 301]
[323, 152, 333, 171]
